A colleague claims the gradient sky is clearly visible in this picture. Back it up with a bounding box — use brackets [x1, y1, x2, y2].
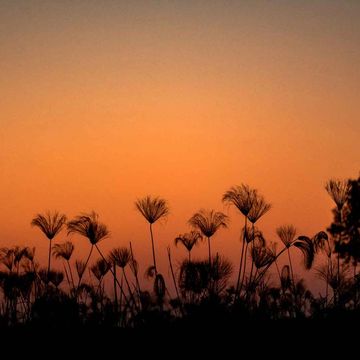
[0, 1, 359, 291]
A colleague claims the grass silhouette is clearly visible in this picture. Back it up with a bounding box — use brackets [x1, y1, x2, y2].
[0, 175, 359, 329]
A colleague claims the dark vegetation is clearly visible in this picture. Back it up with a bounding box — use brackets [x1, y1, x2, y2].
[0, 175, 359, 329]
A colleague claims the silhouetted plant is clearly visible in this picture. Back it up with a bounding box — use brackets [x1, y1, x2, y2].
[38, 268, 49, 285]
[326, 179, 349, 211]
[12, 246, 30, 274]
[311, 231, 331, 305]
[0, 174, 359, 327]
[67, 213, 134, 315]
[75, 260, 86, 282]
[280, 265, 292, 291]
[52, 241, 74, 261]
[0, 246, 38, 319]
[294, 280, 313, 317]
[154, 274, 166, 307]
[67, 212, 109, 245]
[328, 176, 360, 300]
[189, 209, 228, 266]
[167, 246, 181, 303]
[67, 212, 109, 290]
[91, 259, 107, 281]
[254, 231, 316, 289]
[276, 225, 297, 285]
[294, 236, 315, 270]
[90, 258, 110, 312]
[316, 260, 351, 307]
[48, 270, 64, 288]
[247, 194, 271, 288]
[91, 258, 110, 283]
[313, 231, 329, 253]
[240, 225, 265, 290]
[223, 185, 256, 218]
[109, 247, 138, 310]
[0, 247, 15, 273]
[129, 242, 141, 296]
[325, 179, 350, 292]
[210, 254, 233, 295]
[251, 243, 275, 271]
[174, 230, 203, 262]
[135, 196, 169, 275]
[31, 211, 67, 281]
[53, 241, 75, 290]
[178, 259, 210, 302]
[247, 195, 272, 224]
[223, 184, 256, 297]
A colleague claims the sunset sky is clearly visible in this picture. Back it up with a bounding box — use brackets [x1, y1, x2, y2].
[0, 1, 359, 291]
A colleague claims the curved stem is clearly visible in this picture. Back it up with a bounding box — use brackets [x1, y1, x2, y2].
[77, 245, 93, 289]
[167, 247, 181, 301]
[254, 245, 288, 286]
[122, 267, 138, 310]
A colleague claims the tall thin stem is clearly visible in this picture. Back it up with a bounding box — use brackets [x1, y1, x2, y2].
[77, 245, 93, 290]
[62, 262, 70, 288]
[235, 216, 247, 298]
[113, 263, 118, 315]
[254, 245, 288, 286]
[326, 256, 330, 307]
[240, 241, 249, 293]
[274, 260, 281, 283]
[129, 242, 142, 295]
[325, 240, 332, 307]
[67, 259, 75, 290]
[47, 238, 52, 282]
[287, 248, 295, 286]
[207, 237, 212, 267]
[337, 209, 342, 304]
[119, 273, 124, 321]
[235, 238, 245, 298]
[248, 223, 256, 286]
[122, 267, 138, 311]
[287, 248, 297, 317]
[167, 247, 180, 301]
[354, 262, 358, 308]
[149, 223, 157, 274]
[31, 260, 38, 300]
[94, 244, 133, 312]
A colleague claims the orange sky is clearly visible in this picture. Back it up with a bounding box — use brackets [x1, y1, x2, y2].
[0, 1, 359, 292]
